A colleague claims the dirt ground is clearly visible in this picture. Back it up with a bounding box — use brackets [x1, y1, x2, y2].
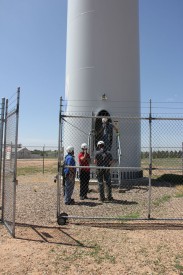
[0, 220, 183, 275]
[0, 160, 183, 274]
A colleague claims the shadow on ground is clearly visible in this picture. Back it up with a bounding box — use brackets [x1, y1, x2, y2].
[10, 220, 183, 246]
[14, 222, 93, 247]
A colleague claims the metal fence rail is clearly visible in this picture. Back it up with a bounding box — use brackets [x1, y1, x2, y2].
[2, 88, 20, 237]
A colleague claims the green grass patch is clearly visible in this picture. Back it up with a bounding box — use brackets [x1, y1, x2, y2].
[51, 243, 116, 264]
[175, 185, 183, 198]
[17, 166, 41, 176]
[117, 212, 140, 220]
[153, 195, 171, 207]
[174, 254, 183, 273]
[175, 193, 183, 198]
[175, 263, 183, 272]
[17, 166, 57, 176]
[89, 244, 116, 264]
[141, 158, 183, 168]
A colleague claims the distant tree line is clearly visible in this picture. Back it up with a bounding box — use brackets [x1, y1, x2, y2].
[141, 150, 183, 159]
[31, 149, 58, 158]
[30, 149, 182, 159]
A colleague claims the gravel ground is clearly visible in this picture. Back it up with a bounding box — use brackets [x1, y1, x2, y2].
[0, 172, 183, 274]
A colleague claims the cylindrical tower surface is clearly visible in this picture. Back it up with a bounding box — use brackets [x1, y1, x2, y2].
[64, 0, 141, 172]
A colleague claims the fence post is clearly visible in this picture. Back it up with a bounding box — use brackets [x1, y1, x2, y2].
[57, 96, 63, 217]
[0, 98, 5, 197]
[43, 145, 45, 174]
[148, 99, 152, 219]
[2, 99, 8, 222]
[182, 142, 183, 176]
[14, 88, 20, 181]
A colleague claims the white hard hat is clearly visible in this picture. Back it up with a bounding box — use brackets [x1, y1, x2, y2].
[66, 146, 74, 153]
[81, 143, 88, 149]
[102, 117, 108, 123]
[97, 140, 105, 147]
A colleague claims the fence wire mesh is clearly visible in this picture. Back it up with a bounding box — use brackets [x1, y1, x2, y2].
[2, 89, 20, 236]
[17, 145, 58, 175]
[57, 110, 183, 222]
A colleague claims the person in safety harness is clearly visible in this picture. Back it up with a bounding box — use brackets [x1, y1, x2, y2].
[78, 143, 91, 200]
[64, 146, 76, 205]
[94, 140, 114, 202]
[98, 117, 119, 151]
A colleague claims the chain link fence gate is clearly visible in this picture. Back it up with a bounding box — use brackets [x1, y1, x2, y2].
[57, 98, 183, 225]
[1, 88, 20, 237]
[0, 98, 5, 220]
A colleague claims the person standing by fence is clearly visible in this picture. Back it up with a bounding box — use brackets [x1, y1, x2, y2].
[78, 143, 91, 200]
[94, 140, 113, 202]
[64, 146, 76, 205]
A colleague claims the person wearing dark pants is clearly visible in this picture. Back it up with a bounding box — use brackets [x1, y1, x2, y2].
[96, 169, 112, 201]
[79, 170, 90, 199]
[64, 146, 76, 205]
[94, 140, 113, 202]
[78, 143, 91, 200]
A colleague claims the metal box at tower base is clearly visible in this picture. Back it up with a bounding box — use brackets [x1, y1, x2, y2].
[64, 0, 141, 177]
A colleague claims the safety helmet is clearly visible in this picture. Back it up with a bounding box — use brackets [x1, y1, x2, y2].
[81, 143, 88, 149]
[97, 140, 105, 147]
[66, 146, 74, 153]
[102, 117, 108, 123]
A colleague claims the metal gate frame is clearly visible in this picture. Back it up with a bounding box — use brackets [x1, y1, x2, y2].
[1, 88, 20, 237]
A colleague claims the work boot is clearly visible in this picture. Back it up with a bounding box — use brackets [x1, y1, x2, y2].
[107, 197, 114, 202]
[99, 196, 106, 202]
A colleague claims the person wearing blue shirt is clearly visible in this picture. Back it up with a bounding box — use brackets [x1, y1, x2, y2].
[64, 146, 76, 205]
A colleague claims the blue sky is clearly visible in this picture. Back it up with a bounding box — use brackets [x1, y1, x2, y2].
[0, 0, 183, 146]
[140, 0, 183, 104]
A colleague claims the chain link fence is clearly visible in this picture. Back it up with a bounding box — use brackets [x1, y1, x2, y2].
[56, 100, 183, 224]
[17, 145, 58, 175]
[2, 93, 183, 234]
[1, 89, 20, 237]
